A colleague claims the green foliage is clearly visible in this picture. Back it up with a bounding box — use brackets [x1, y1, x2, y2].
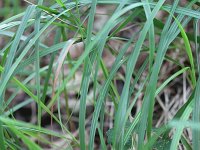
[152, 138, 172, 150]
[0, 0, 200, 149]
[106, 121, 133, 150]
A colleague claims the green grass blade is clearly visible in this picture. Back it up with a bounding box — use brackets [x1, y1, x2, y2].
[172, 15, 196, 87]
[113, 1, 165, 149]
[35, 0, 43, 128]
[88, 21, 141, 149]
[79, 0, 97, 149]
[192, 77, 200, 149]
[0, 5, 35, 104]
[194, 19, 200, 74]
[155, 67, 190, 95]
[0, 9, 70, 103]
[97, 127, 107, 150]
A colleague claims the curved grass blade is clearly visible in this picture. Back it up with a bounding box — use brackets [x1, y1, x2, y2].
[0, 8, 70, 103]
[0, 65, 79, 144]
[155, 67, 190, 95]
[79, 0, 97, 149]
[113, 1, 165, 149]
[172, 15, 196, 87]
[0, 5, 35, 104]
[35, 0, 43, 128]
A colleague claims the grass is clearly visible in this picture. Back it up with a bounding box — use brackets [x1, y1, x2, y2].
[0, 0, 200, 149]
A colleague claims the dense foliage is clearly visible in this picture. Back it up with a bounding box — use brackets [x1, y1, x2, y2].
[0, 0, 200, 149]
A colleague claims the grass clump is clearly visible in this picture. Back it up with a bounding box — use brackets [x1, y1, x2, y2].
[0, 0, 200, 149]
